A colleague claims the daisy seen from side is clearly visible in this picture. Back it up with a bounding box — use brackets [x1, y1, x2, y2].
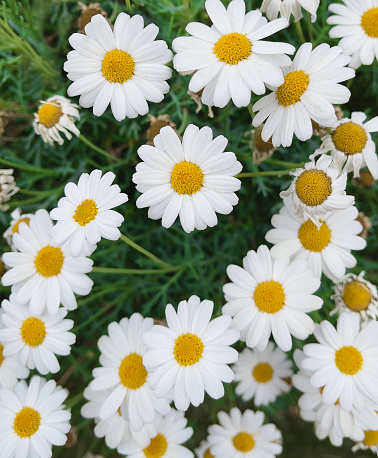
[3, 208, 34, 252]
[260, 0, 320, 23]
[0, 169, 19, 212]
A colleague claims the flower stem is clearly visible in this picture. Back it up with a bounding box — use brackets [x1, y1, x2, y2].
[92, 266, 179, 275]
[125, 0, 132, 11]
[305, 12, 314, 43]
[265, 158, 304, 168]
[236, 170, 292, 178]
[295, 20, 306, 44]
[247, 102, 255, 120]
[78, 134, 126, 164]
[0, 157, 55, 174]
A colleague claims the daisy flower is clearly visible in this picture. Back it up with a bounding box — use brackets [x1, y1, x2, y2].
[143, 295, 240, 411]
[65, 12, 172, 121]
[117, 409, 194, 457]
[207, 407, 282, 457]
[265, 198, 367, 280]
[33, 95, 80, 145]
[195, 440, 214, 458]
[0, 295, 76, 375]
[233, 342, 292, 406]
[252, 42, 355, 147]
[3, 208, 34, 251]
[133, 124, 242, 233]
[352, 429, 378, 455]
[222, 245, 322, 352]
[312, 111, 378, 179]
[1, 209, 94, 315]
[172, 0, 295, 108]
[0, 169, 19, 212]
[89, 313, 171, 431]
[260, 0, 320, 23]
[0, 375, 71, 457]
[50, 169, 128, 258]
[280, 155, 354, 227]
[328, 0, 378, 69]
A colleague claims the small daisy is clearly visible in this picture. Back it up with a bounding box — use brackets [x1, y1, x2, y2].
[1, 209, 94, 315]
[172, 0, 295, 108]
[143, 295, 240, 411]
[280, 155, 354, 227]
[117, 409, 194, 457]
[207, 407, 282, 457]
[0, 375, 71, 457]
[89, 313, 171, 431]
[233, 343, 292, 405]
[0, 169, 19, 212]
[253, 42, 355, 147]
[265, 198, 367, 280]
[327, 0, 378, 69]
[3, 208, 34, 251]
[65, 12, 172, 121]
[260, 0, 320, 23]
[50, 169, 128, 257]
[352, 429, 378, 455]
[0, 295, 76, 375]
[195, 440, 214, 458]
[222, 245, 323, 351]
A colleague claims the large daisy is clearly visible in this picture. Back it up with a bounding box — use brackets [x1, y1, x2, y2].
[65, 12, 172, 121]
[260, 0, 320, 23]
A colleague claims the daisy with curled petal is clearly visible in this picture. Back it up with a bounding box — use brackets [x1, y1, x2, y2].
[3, 208, 34, 251]
[253, 42, 355, 147]
[0, 375, 71, 458]
[133, 124, 242, 233]
[143, 295, 240, 411]
[260, 0, 320, 23]
[1, 209, 94, 315]
[50, 169, 128, 258]
[265, 198, 367, 280]
[222, 245, 323, 352]
[172, 0, 295, 108]
[65, 12, 172, 121]
[195, 440, 214, 458]
[207, 407, 282, 457]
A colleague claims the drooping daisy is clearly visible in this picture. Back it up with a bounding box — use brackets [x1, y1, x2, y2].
[356, 211, 372, 239]
[77, 2, 109, 33]
[117, 409, 194, 457]
[65, 12, 172, 121]
[143, 295, 240, 411]
[89, 313, 171, 431]
[327, 0, 378, 69]
[352, 429, 378, 455]
[0, 376, 71, 457]
[133, 125, 242, 233]
[248, 124, 276, 166]
[50, 169, 128, 257]
[265, 198, 367, 280]
[280, 155, 354, 227]
[222, 245, 322, 351]
[33, 95, 80, 145]
[172, 0, 295, 108]
[0, 169, 19, 211]
[0, 295, 76, 375]
[3, 208, 34, 251]
[260, 0, 320, 23]
[1, 209, 94, 315]
[233, 342, 292, 405]
[195, 439, 214, 458]
[207, 408, 282, 457]
[253, 42, 355, 147]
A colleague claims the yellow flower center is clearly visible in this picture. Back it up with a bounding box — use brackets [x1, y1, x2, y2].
[213, 32, 252, 65]
[12, 217, 30, 234]
[233, 432, 255, 452]
[342, 280, 372, 312]
[170, 161, 204, 195]
[295, 170, 332, 207]
[118, 353, 148, 389]
[13, 407, 41, 438]
[335, 346, 363, 375]
[253, 281, 285, 314]
[204, 448, 215, 458]
[34, 245, 64, 277]
[298, 220, 331, 252]
[73, 199, 98, 226]
[174, 333, 204, 366]
[276, 70, 309, 107]
[361, 7, 378, 38]
[143, 433, 168, 458]
[0, 344, 4, 366]
[363, 430, 378, 446]
[253, 362, 274, 383]
[332, 122, 368, 155]
[102, 49, 135, 83]
[37, 103, 63, 128]
[21, 317, 46, 347]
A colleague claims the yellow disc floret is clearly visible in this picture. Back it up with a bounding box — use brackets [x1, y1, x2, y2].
[276, 70, 309, 107]
[204, 448, 215, 458]
[174, 333, 204, 366]
[170, 161, 204, 195]
[335, 345, 363, 375]
[253, 281, 285, 314]
[332, 122, 368, 155]
[233, 432, 255, 452]
[13, 407, 41, 438]
[12, 217, 30, 234]
[253, 362, 274, 383]
[102, 49, 135, 83]
[118, 353, 148, 389]
[38, 103, 63, 128]
[363, 430, 378, 446]
[342, 280, 372, 312]
[213, 33, 252, 65]
[34, 245, 64, 277]
[295, 170, 332, 207]
[361, 7, 378, 38]
[0, 344, 4, 366]
[21, 318, 46, 347]
[298, 220, 331, 252]
[143, 433, 168, 458]
[73, 199, 98, 226]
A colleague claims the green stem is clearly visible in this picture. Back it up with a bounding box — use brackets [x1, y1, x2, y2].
[305, 12, 314, 43]
[8, 187, 64, 208]
[295, 20, 306, 44]
[236, 170, 292, 178]
[92, 266, 180, 275]
[265, 158, 304, 168]
[78, 134, 125, 164]
[0, 157, 55, 174]
[247, 102, 255, 120]
[125, 0, 132, 11]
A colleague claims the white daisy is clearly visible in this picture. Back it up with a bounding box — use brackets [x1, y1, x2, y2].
[3, 208, 34, 251]
[65, 12, 172, 121]
[252, 42, 355, 147]
[280, 155, 354, 227]
[0, 375, 71, 457]
[327, 0, 378, 69]
[233, 342, 292, 406]
[50, 169, 128, 258]
[133, 124, 242, 233]
[143, 295, 240, 411]
[33, 95, 80, 145]
[222, 244, 323, 352]
[260, 0, 320, 23]
[172, 0, 295, 108]
[0, 169, 19, 212]
[0, 295, 76, 375]
[311, 111, 378, 179]
[352, 429, 378, 455]
[207, 407, 282, 457]
[1, 209, 94, 315]
[265, 198, 367, 280]
[195, 440, 214, 458]
[89, 313, 171, 431]
[117, 409, 194, 457]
